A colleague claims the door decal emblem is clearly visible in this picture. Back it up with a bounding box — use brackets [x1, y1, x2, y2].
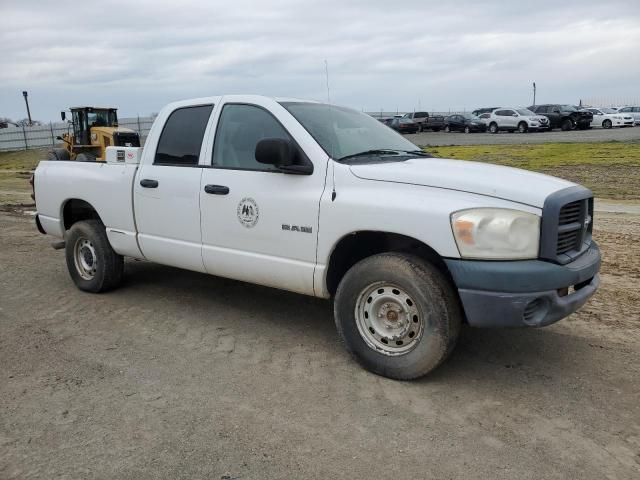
[237, 197, 259, 228]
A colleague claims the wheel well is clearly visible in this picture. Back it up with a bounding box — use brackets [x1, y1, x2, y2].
[325, 231, 452, 296]
[62, 199, 102, 230]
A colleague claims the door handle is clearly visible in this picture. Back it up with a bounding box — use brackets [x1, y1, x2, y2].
[140, 179, 159, 188]
[204, 184, 230, 195]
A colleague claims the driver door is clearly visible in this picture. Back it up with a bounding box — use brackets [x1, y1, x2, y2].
[199, 99, 328, 295]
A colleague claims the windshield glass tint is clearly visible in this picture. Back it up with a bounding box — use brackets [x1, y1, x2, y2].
[281, 102, 418, 159]
[517, 109, 535, 116]
[561, 105, 578, 112]
[601, 108, 616, 114]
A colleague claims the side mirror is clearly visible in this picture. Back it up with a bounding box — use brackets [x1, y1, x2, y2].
[61, 111, 66, 121]
[255, 138, 313, 175]
[512, 113, 518, 117]
[56, 136, 62, 140]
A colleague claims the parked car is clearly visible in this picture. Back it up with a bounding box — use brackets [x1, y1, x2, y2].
[486, 108, 550, 133]
[528, 104, 593, 130]
[444, 113, 487, 133]
[402, 111, 444, 132]
[585, 108, 634, 128]
[32, 94, 600, 380]
[389, 117, 419, 134]
[471, 107, 498, 117]
[616, 106, 640, 125]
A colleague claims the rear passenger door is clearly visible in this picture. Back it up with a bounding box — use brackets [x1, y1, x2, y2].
[546, 106, 561, 128]
[134, 104, 214, 272]
[199, 98, 328, 295]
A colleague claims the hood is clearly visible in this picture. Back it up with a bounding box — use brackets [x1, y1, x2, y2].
[349, 157, 575, 208]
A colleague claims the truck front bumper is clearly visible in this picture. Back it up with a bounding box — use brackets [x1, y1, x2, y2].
[444, 242, 601, 328]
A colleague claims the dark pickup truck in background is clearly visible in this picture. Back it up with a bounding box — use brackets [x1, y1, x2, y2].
[402, 111, 445, 132]
[528, 104, 593, 131]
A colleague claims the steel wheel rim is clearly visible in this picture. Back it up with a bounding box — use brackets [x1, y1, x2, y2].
[74, 237, 97, 280]
[355, 282, 423, 356]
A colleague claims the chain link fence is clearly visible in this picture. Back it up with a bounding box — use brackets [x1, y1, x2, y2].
[0, 116, 155, 152]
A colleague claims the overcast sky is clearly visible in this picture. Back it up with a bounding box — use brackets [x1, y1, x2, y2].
[1, 0, 639, 121]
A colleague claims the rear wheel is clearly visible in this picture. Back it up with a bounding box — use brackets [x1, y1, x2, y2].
[603, 119, 612, 129]
[334, 253, 462, 380]
[65, 220, 124, 293]
[518, 122, 528, 133]
[489, 122, 499, 134]
[561, 118, 573, 131]
[47, 148, 70, 161]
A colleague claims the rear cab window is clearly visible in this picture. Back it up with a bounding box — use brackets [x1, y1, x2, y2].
[155, 105, 213, 166]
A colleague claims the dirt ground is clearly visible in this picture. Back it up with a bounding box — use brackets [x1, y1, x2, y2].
[0, 202, 639, 479]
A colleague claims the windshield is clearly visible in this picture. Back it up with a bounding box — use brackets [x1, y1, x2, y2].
[281, 102, 419, 160]
[461, 113, 477, 120]
[87, 109, 117, 127]
[561, 105, 578, 112]
[517, 109, 535, 116]
[601, 108, 616, 114]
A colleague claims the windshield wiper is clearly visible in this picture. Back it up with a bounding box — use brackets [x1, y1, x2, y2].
[337, 149, 431, 162]
[336, 149, 401, 162]
[397, 150, 432, 157]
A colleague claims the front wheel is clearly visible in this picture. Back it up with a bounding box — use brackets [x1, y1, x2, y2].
[334, 253, 462, 380]
[489, 122, 499, 134]
[444, 125, 451, 133]
[561, 118, 573, 131]
[464, 126, 470, 134]
[518, 122, 528, 133]
[603, 119, 612, 129]
[65, 220, 124, 293]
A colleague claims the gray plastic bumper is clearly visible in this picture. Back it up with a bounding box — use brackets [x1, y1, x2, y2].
[444, 242, 601, 328]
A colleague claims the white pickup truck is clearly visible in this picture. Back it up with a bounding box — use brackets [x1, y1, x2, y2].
[33, 95, 601, 379]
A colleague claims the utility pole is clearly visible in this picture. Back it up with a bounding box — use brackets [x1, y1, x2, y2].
[532, 82, 537, 107]
[22, 91, 32, 126]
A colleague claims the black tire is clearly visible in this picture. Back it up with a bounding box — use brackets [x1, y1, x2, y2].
[76, 153, 96, 162]
[518, 122, 528, 133]
[65, 220, 124, 293]
[47, 148, 70, 161]
[464, 126, 470, 134]
[444, 125, 450, 133]
[489, 122, 499, 134]
[334, 253, 462, 380]
[561, 118, 573, 131]
[603, 119, 613, 129]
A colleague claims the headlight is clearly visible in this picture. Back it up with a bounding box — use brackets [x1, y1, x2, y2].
[451, 208, 540, 259]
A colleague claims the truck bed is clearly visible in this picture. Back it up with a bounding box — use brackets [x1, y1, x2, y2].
[35, 160, 142, 258]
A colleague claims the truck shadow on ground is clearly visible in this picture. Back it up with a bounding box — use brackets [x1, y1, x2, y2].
[121, 259, 607, 387]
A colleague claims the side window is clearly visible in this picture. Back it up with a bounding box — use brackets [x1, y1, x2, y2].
[415, 112, 428, 118]
[212, 104, 292, 171]
[495, 110, 507, 116]
[634, 107, 640, 113]
[619, 107, 630, 112]
[155, 105, 213, 166]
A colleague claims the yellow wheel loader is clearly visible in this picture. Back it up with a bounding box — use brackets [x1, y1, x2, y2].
[47, 107, 140, 162]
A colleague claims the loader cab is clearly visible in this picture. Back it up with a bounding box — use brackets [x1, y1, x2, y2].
[69, 107, 118, 146]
